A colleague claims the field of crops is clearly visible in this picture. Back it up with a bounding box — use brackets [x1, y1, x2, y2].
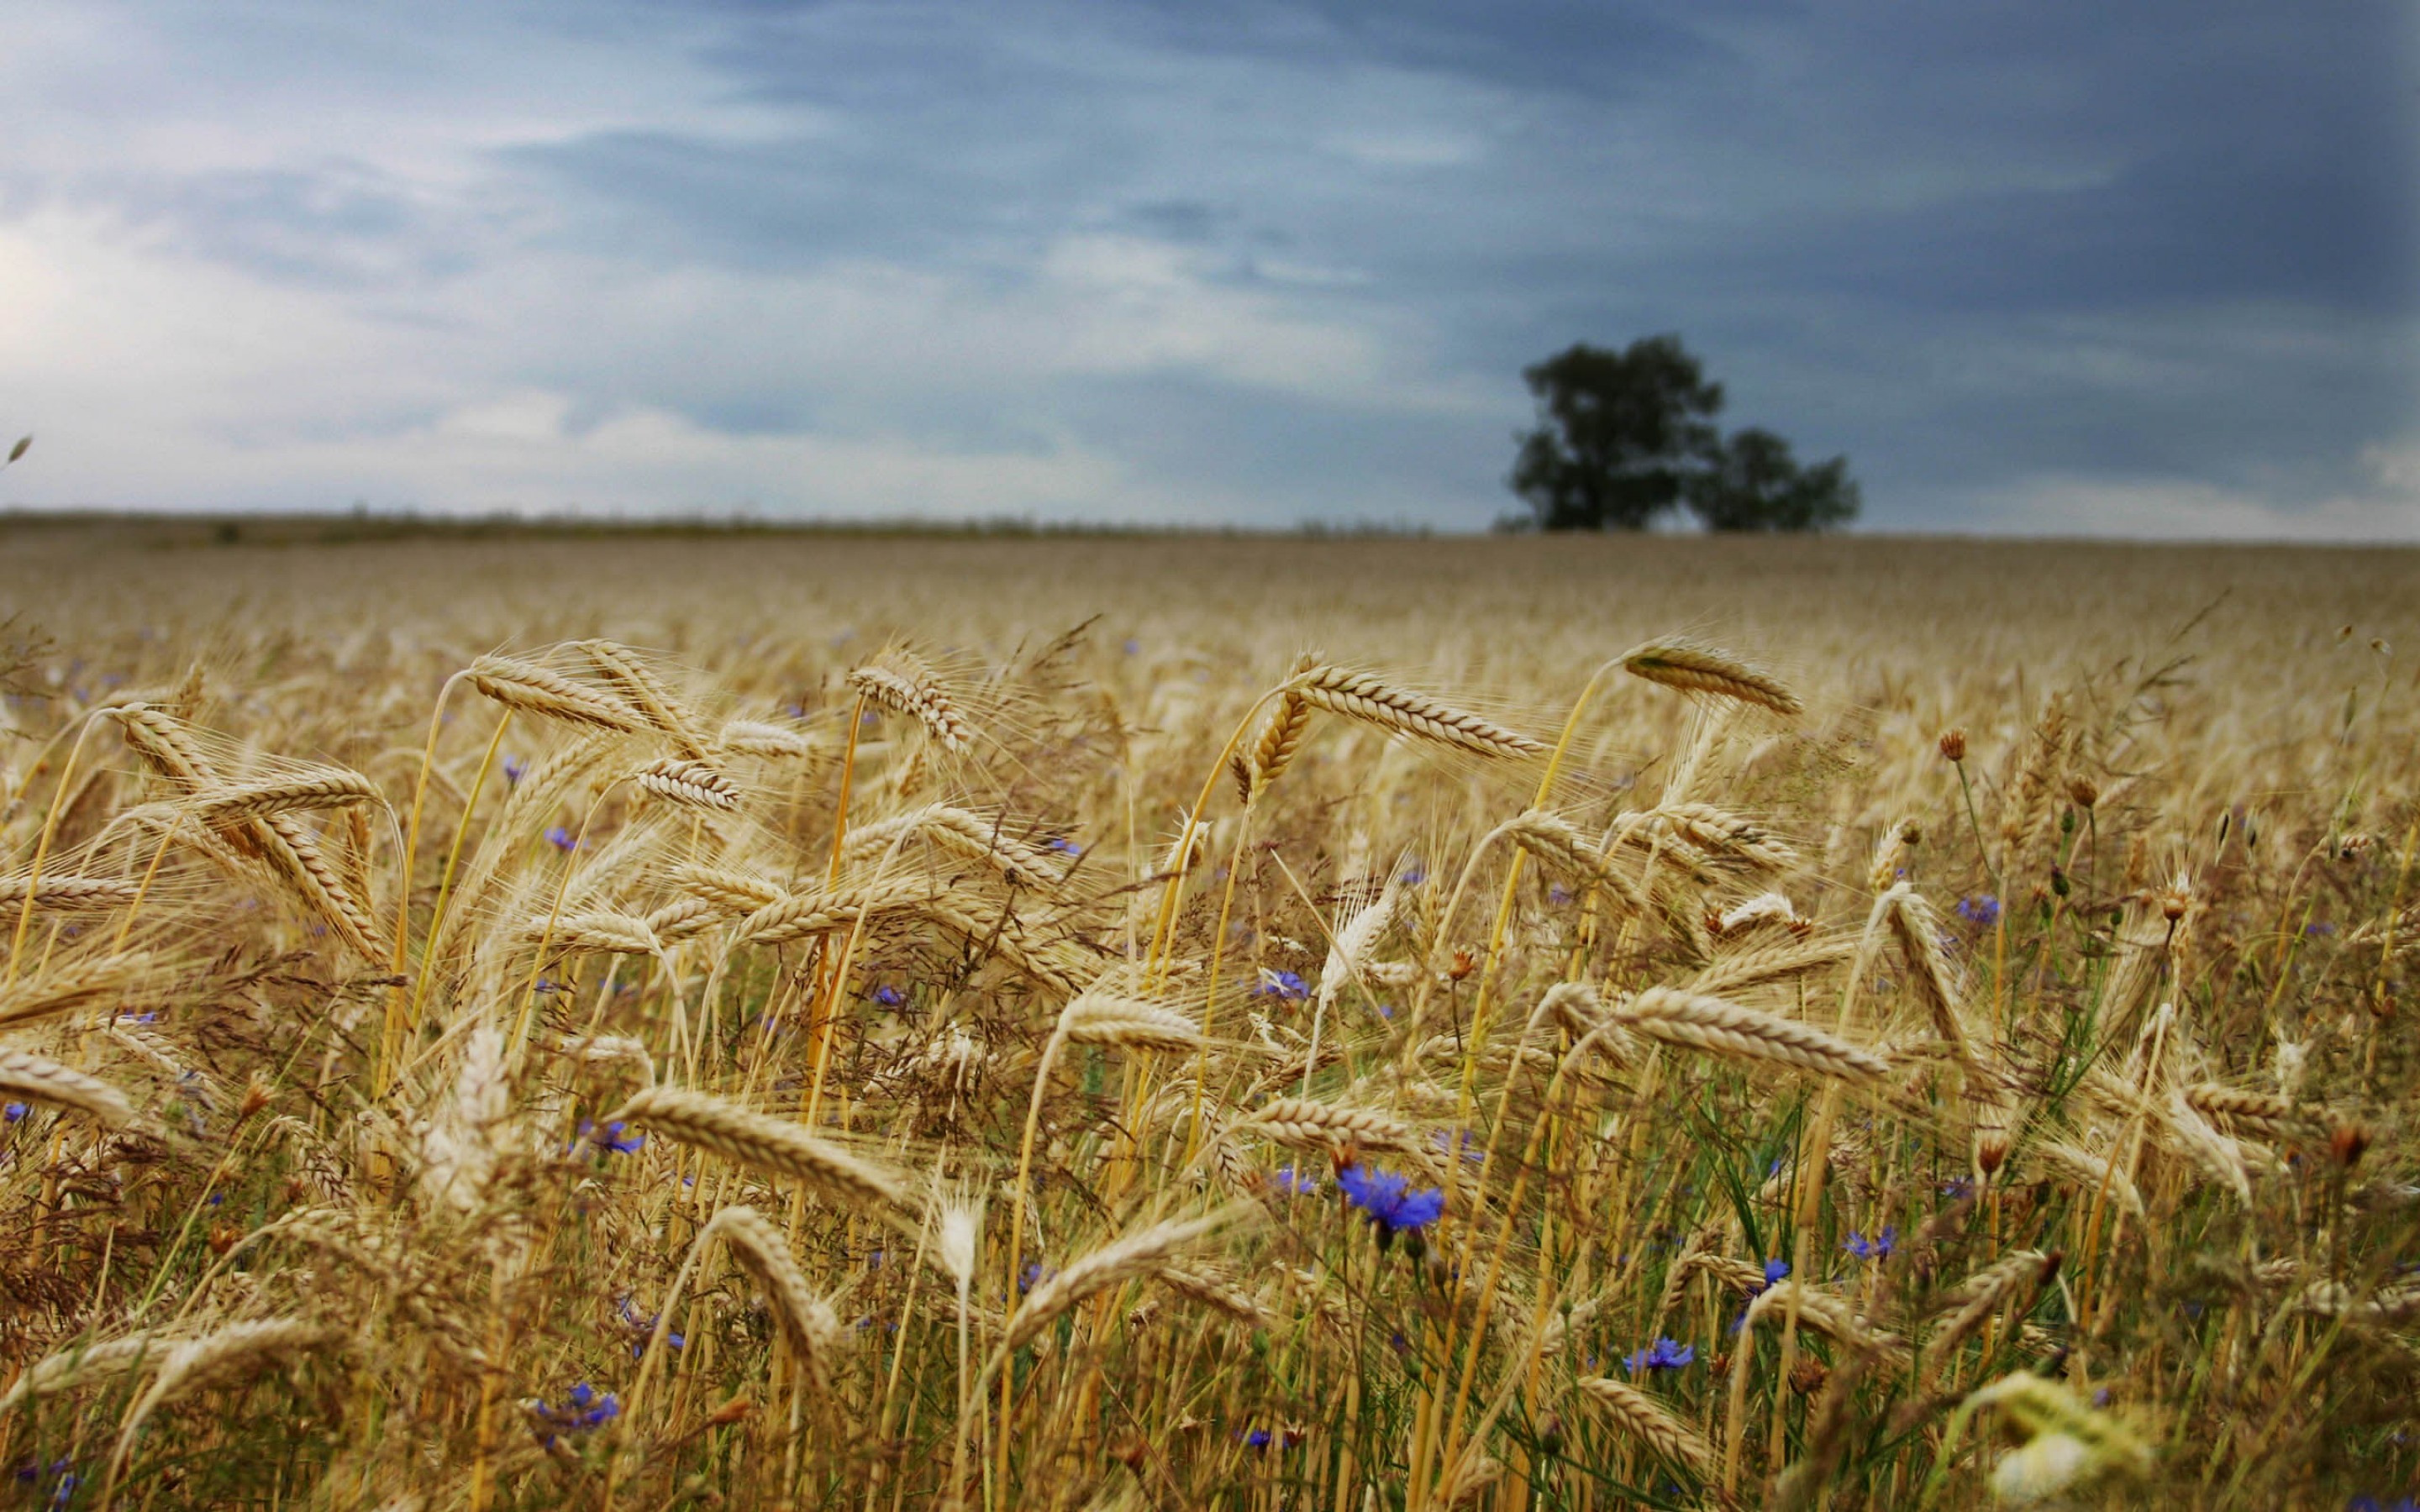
[0, 519, 2414, 1509]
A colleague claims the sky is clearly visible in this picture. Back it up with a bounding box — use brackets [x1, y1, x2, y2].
[1, 1, 2414, 537]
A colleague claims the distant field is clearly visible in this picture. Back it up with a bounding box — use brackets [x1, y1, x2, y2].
[6, 517, 2414, 682]
[0, 520, 2414, 1508]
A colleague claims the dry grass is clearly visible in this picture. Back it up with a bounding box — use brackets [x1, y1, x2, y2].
[0, 522, 2415, 1509]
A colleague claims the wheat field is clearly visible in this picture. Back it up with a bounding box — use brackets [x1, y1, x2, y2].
[0, 519, 2415, 1509]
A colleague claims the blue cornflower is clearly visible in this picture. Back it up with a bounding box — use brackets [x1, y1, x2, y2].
[49, 1470, 76, 1508]
[2346, 1499, 2420, 1512]
[1337, 1164, 1445, 1247]
[1954, 895, 2001, 927]
[1046, 837, 1082, 856]
[1432, 1129, 1485, 1165]
[1758, 1258, 1791, 1291]
[1251, 969, 1310, 1001]
[1019, 1260, 1058, 1294]
[1122, 638, 1141, 656]
[535, 1383, 623, 1436]
[2307, 921, 2337, 937]
[1941, 1175, 1976, 1200]
[1270, 1166, 1318, 1196]
[15, 1461, 69, 1494]
[1843, 1226, 1897, 1262]
[3, 1103, 26, 1123]
[1622, 1337, 1696, 1373]
[1548, 884, 1573, 906]
[575, 1120, 645, 1156]
[116, 1012, 158, 1025]
[614, 1294, 684, 1354]
[502, 755, 529, 786]
[872, 984, 905, 1007]
[1400, 864, 1427, 886]
[1239, 1427, 1273, 1451]
[544, 825, 579, 852]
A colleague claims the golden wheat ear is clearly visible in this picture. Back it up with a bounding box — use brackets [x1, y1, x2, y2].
[466, 654, 645, 732]
[850, 648, 977, 753]
[604, 1084, 920, 1218]
[0, 1050, 136, 1126]
[1574, 1375, 1716, 1475]
[1285, 664, 1544, 758]
[1618, 638, 1802, 715]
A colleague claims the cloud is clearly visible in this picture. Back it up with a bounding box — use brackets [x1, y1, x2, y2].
[0, 0, 2411, 533]
[1977, 438, 2420, 542]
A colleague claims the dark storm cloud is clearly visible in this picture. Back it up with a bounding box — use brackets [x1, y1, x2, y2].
[3, 0, 2411, 531]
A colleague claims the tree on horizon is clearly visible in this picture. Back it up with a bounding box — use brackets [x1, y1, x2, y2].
[1505, 336, 1857, 533]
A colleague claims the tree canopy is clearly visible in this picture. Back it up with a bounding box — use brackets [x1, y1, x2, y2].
[1506, 337, 1857, 533]
[1685, 426, 1861, 533]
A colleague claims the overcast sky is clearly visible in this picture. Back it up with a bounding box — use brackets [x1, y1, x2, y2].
[2, 1, 2414, 536]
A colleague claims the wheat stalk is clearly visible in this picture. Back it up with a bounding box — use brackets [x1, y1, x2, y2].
[466, 655, 644, 732]
[606, 1084, 917, 1216]
[1059, 995, 1202, 1053]
[1574, 1375, 1715, 1474]
[1619, 639, 1803, 715]
[913, 894, 1093, 994]
[1710, 891, 1808, 940]
[0, 875, 142, 911]
[1614, 987, 1887, 1082]
[702, 1206, 845, 1389]
[1156, 1264, 1268, 1324]
[0, 1332, 176, 1418]
[2031, 1139, 2145, 1217]
[525, 911, 664, 956]
[1927, 1249, 2060, 1364]
[1247, 1097, 1430, 1158]
[918, 806, 1070, 888]
[1653, 801, 1798, 870]
[185, 769, 381, 824]
[1284, 665, 1542, 758]
[849, 651, 976, 754]
[1437, 1451, 1502, 1507]
[1882, 885, 1975, 1062]
[1003, 1207, 1252, 1352]
[634, 756, 742, 812]
[2184, 1083, 2322, 1143]
[110, 1319, 340, 1489]
[1501, 811, 1654, 916]
[0, 952, 161, 1032]
[109, 703, 216, 791]
[0, 1050, 135, 1125]
[641, 897, 720, 942]
[734, 882, 934, 947]
[1744, 1280, 1900, 1356]
[2163, 1086, 2254, 1203]
[554, 1032, 657, 1084]
[714, 718, 815, 759]
[669, 864, 789, 914]
[846, 806, 1068, 889]
[577, 639, 711, 757]
[1244, 664, 1316, 802]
